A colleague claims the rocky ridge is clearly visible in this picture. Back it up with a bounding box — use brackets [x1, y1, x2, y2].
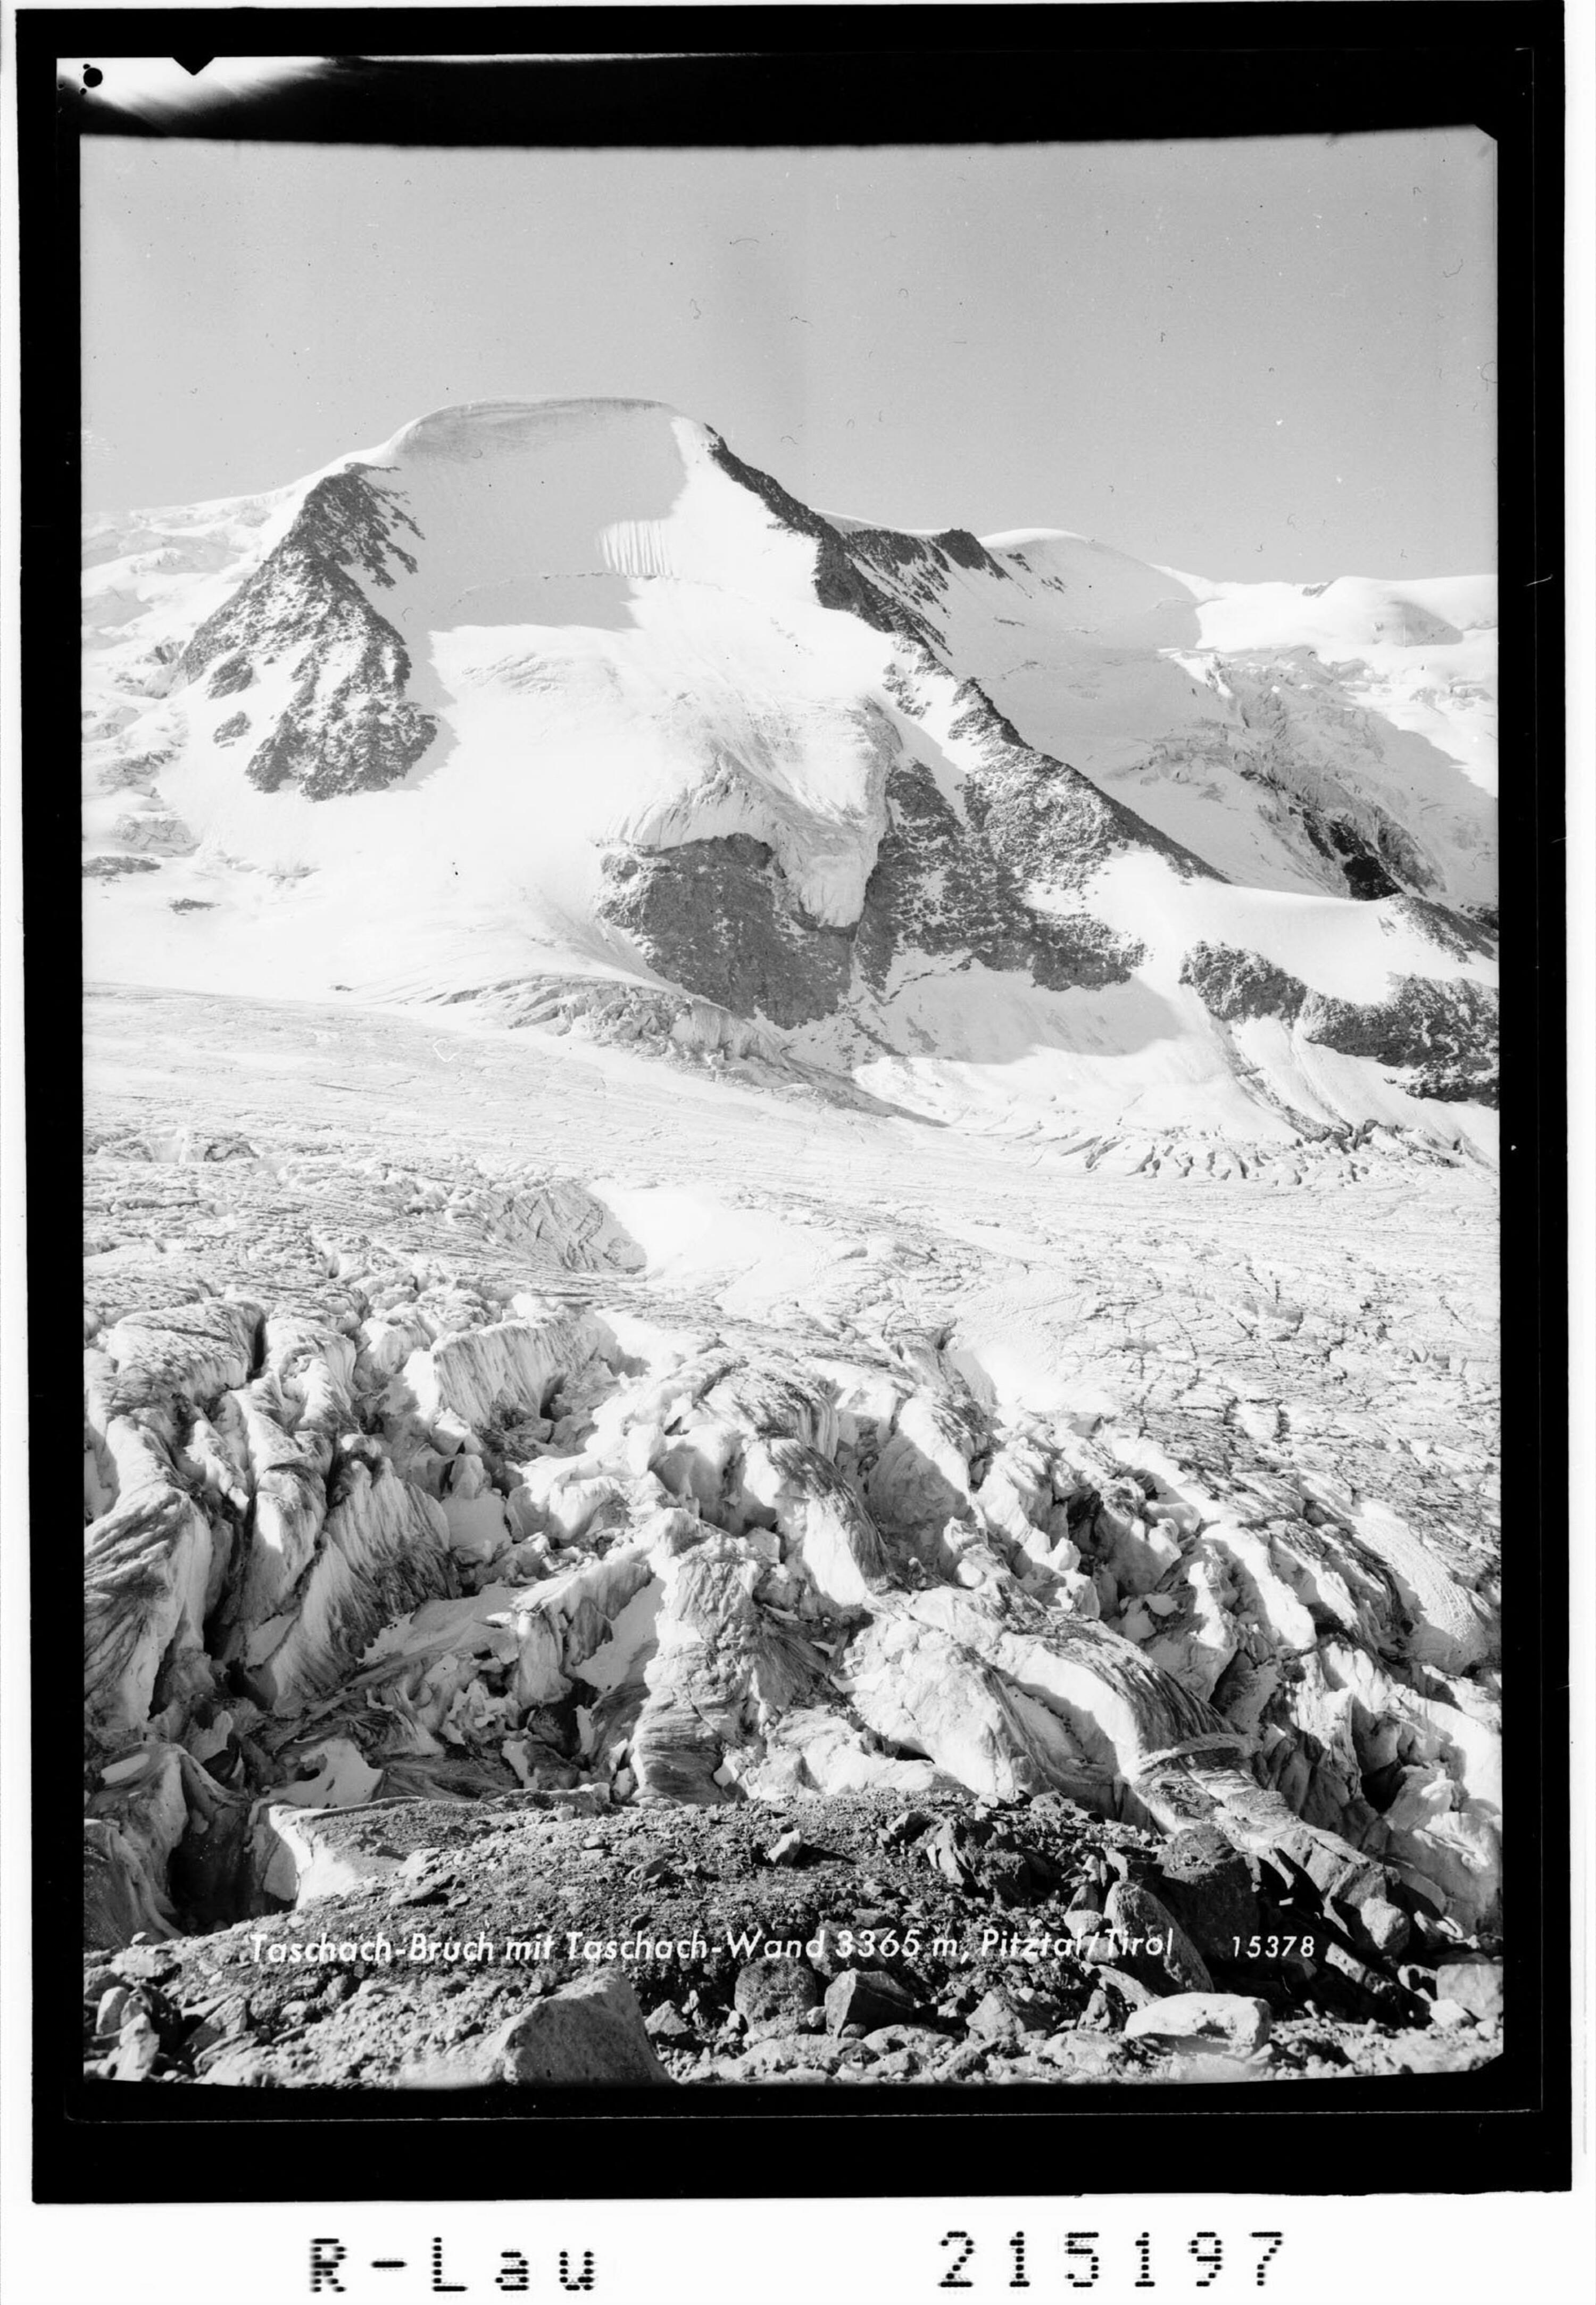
[1181, 938, 1501, 1108]
[175, 465, 438, 800]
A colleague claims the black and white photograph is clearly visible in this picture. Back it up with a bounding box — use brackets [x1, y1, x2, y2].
[5, 7, 1582, 2291]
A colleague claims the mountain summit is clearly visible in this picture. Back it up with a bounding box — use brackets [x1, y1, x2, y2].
[83, 397, 1498, 1161]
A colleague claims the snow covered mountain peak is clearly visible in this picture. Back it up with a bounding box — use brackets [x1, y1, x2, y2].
[82, 401, 1499, 1166]
[379, 393, 697, 450]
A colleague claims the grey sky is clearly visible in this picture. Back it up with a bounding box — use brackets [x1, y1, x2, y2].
[81, 129, 1495, 580]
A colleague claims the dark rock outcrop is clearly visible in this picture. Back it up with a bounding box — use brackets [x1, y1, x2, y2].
[1389, 895, 1498, 961]
[824, 1967, 922, 2034]
[1304, 978, 1500, 1106]
[854, 759, 1145, 995]
[1182, 942, 1499, 1105]
[243, 640, 436, 801]
[1181, 943, 1308, 1023]
[598, 836, 854, 1029]
[705, 434, 937, 649]
[1152, 1824, 1261, 1957]
[949, 680, 1217, 890]
[206, 654, 255, 698]
[175, 467, 437, 799]
[734, 1955, 825, 2037]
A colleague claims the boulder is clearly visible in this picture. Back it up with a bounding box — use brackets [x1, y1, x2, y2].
[921, 1817, 977, 1888]
[977, 1848, 1036, 1906]
[734, 1957, 825, 2038]
[766, 1829, 821, 1866]
[862, 2023, 950, 2059]
[716, 2033, 849, 2079]
[107, 2011, 163, 2081]
[1436, 1958, 1503, 2024]
[192, 2042, 270, 2085]
[1153, 1824, 1259, 1957]
[1322, 1941, 1418, 2023]
[1358, 1896, 1412, 1961]
[1104, 1880, 1213, 1994]
[1123, 1993, 1272, 2053]
[824, 1967, 920, 2036]
[493, 1970, 674, 2085]
[1084, 1969, 1162, 2030]
[966, 1989, 1055, 2042]
[644, 2003, 693, 2043]
[94, 1986, 132, 2037]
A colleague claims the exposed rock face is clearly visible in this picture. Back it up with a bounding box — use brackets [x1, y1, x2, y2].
[599, 837, 854, 1029]
[1182, 941, 1500, 1106]
[206, 654, 255, 698]
[178, 468, 420, 683]
[176, 467, 437, 798]
[705, 432, 937, 650]
[1173, 658, 1438, 900]
[1312, 817, 1406, 901]
[942, 679, 1215, 891]
[1069, 641, 1494, 911]
[854, 758, 1146, 994]
[850, 520, 1013, 586]
[600, 756, 1156, 1027]
[1181, 942, 1312, 1024]
[1387, 895, 1497, 961]
[593, 660, 1182, 1028]
[1305, 978, 1500, 1106]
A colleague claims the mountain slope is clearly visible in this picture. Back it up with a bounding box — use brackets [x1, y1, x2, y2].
[843, 520, 1497, 910]
[82, 397, 1499, 1160]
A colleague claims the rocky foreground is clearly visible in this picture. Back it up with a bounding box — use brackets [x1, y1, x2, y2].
[81, 989, 1502, 2087]
[85, 1791, 1504, 2088]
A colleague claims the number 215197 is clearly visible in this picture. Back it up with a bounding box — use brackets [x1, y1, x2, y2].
[938, 2228, 1286, 2290]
